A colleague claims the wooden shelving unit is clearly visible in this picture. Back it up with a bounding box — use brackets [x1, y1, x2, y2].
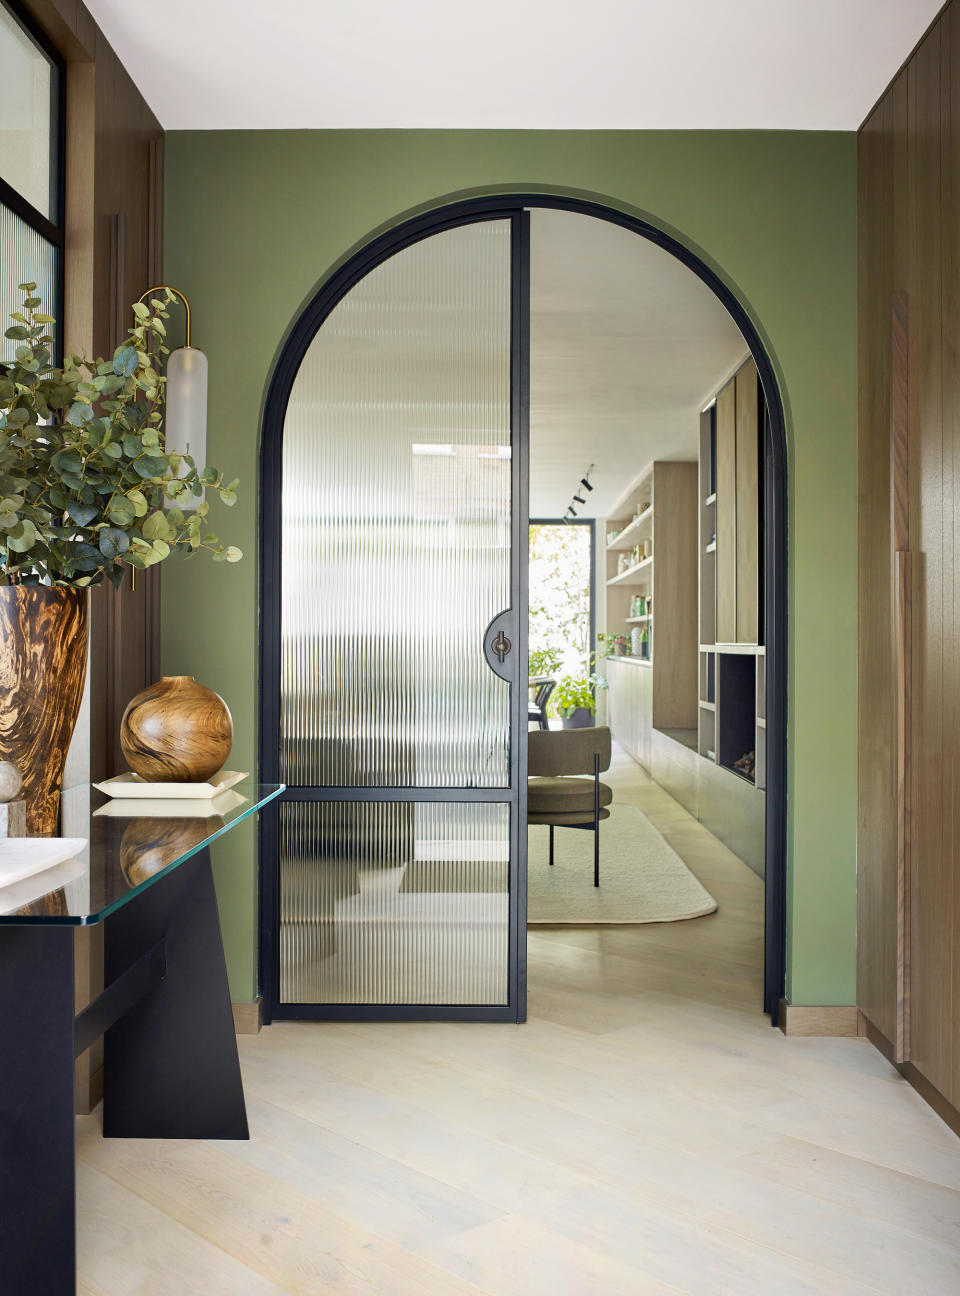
[604, 459, 698, 731]
[698, 361, 766, 792]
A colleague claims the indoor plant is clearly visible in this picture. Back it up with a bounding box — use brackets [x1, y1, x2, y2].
[528, 646, 561, 676]
[554, 673, 608, 729]
[0, 285, 240, 833]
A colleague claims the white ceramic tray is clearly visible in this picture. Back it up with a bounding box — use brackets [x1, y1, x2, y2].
[93, 770, 248, 799]
[93, 789, 249, 819]
[0, 857, 87, 915]
[0, 837, 88, 889]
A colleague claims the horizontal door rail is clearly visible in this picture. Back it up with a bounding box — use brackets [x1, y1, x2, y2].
[276, 785, 515, 802]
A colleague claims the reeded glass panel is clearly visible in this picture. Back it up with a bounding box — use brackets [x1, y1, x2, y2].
[0, 202, 58, 365]
[0, 2, 56, 218]
[281, 220, 512, 788]
[280, 800, 509, 1004]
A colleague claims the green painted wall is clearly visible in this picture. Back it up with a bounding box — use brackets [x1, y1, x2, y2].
[163, 129, 858, 1008]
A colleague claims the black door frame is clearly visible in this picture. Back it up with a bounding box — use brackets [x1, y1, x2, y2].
[259, 193, 788, 1024]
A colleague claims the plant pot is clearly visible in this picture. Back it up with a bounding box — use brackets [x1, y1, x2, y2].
[0, 585, 89, 836]
[561, 707, 595, 729]
[121, 675, 233, 782]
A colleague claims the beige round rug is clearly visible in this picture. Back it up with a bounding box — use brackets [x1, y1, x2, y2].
[527, 804, 718, 924]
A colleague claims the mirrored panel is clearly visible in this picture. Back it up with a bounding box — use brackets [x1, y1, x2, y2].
[279, 800, 510, 1004]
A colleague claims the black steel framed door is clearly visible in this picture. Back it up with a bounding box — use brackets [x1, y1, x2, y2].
[260, 208, 530, 1021]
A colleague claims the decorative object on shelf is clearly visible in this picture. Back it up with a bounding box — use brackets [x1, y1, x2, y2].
[120, 676, 233, 782]
[0, 760, 25, 838]
[0, 587, 87, 834]
[734, 749, 756, 780]
[618, 553, 629, 575]
[94, 769, 247, 799]
[614, 634, 628, 656]
[554, 673, 608, 728]
[0, 286, 243, 833]
[639, 627, 650, 660]
[0, 761, 23, 802]
[120, 814, 225, 886]
[631, 626, 644, 656]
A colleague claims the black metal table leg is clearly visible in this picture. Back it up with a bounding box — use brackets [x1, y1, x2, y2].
[102, 847, 248, 1140]
[0, 925, 77, 1295]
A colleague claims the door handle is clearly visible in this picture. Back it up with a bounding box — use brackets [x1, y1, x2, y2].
[483, 610, 514, 682]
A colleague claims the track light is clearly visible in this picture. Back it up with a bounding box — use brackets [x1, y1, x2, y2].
[569, 505, 578, 517]
[580, 476, 593, 492]
[574, 493, 585, 505]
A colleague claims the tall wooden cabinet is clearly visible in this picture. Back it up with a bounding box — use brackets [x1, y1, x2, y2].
[858, 0, 960, 1134]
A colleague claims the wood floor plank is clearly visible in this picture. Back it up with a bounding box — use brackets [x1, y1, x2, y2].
[75, 747, 960, 1294]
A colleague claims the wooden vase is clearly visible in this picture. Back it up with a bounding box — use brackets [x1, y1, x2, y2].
[120, 675, 233, 782]
[120, 815, 225, 887]
[0, 586, 89, 836]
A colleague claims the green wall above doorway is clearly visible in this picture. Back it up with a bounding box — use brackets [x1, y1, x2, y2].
[162, 128, 857, 1011]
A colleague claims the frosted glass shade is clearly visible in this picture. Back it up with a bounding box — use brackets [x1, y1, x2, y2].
[165, 345, 208, 510]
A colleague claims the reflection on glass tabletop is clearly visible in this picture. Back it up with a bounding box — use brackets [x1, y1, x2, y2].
[0, 783, 284, 926]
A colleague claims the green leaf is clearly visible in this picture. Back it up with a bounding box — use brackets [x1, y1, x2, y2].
[224, 546, 242, 563]
[4, 326, 28, 341]
[220, 489, 237, 507]
[66, 500, 98, 526]
[122, 433, 142, 457]
[67, 401, 94, 424]
[32, 314, 56, 325]
[16, 282, 37, 293]
[142, 509, 172, 542]
[112, 345, 138, 378]
[132, 302, 150, 320]
[107, 495, 136, 527]
[126, 488, 148, 517]
[98, 527, 130, 559]
[134, 454, 169, 480]
[7, 519, 37, 552]
[51, 448, 84, 475]
[102, 441, 123, 459]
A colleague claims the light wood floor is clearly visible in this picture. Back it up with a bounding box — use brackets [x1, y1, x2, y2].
[77, 749, 960, 1294]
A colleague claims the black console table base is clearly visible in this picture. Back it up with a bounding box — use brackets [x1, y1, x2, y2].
[0, 847, 248, 1296]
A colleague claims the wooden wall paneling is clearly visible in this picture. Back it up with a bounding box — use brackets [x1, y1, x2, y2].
[857, 73, 905, 1051]
[24, 0, 164, 1115]
[906, 25, 952, 1100]
[942, 2, 960, 1103]
[891, 297, 911, 1063]
[651, 462, 699, 730]
[715, 379, 737, 643]
[735, 361, 760, 644]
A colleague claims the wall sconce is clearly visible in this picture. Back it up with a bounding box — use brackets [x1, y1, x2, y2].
[136, 285, 207, 511]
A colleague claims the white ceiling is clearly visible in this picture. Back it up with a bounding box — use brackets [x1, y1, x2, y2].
[529, 208, 746, 518]
[85, 0, 938, 131]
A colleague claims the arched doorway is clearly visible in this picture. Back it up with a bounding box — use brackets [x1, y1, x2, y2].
[259, 195, 787, 1024]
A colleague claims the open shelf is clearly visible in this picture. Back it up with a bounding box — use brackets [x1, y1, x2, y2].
[625, 615, 653, 624]
[705, 540, 716, 553]
[606, 505, 653, 551]
[607, 556, 653, 587]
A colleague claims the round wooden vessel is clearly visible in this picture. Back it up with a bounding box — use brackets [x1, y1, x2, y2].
[120, 676, 233, 782]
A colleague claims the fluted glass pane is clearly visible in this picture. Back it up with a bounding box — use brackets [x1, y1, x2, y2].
[280, 220, 512, 787]
[280, 800, 509, 1004]
[0, 202, 58, 365]
[0, 1, 56, 219]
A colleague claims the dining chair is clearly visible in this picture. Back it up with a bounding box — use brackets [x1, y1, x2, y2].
[527, 726, 613, 886]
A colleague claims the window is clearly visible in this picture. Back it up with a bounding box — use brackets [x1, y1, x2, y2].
[0, 0, 64, 364]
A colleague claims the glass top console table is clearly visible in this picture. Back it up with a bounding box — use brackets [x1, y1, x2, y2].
[0, 782, 284, 1295]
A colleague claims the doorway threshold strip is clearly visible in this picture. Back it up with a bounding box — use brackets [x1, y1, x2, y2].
[528, 804, 717, 924]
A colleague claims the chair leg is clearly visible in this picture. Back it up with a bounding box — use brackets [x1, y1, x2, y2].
[549, 824, 554, 865]
[594, 819, 600, 887]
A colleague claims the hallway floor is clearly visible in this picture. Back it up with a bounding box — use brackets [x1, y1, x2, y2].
[77, 750, 960, 1294]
